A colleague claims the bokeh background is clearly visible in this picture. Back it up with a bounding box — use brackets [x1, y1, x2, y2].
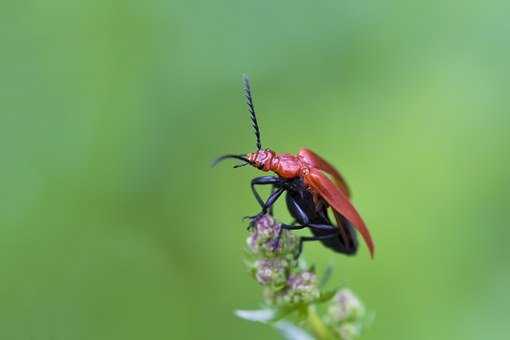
[2, 1, 510, 339]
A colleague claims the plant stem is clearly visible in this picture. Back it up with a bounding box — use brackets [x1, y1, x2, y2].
[307, 305, 334, 339]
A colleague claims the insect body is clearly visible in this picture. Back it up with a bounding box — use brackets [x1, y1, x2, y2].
[249, 175, 359, 256]
[214, 75, 374, 257]
[285, 178, 358, 254]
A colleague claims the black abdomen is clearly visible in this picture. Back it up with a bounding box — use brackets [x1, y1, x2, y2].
[285, 178, 358, 255]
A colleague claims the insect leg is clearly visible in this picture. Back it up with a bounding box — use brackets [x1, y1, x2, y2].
[272, 220, 298, 249]
[298, 232, 338, 257]
[268, 185, 276, 215]
[245, 186, 286, 221]
[250, 176, 285, 208]
[279, 222, 337, 255]
[286, 195, 337, 232]
[261, 187, 285, 214]
[281, 223, 335, 231]
[281, 224, 306, 230]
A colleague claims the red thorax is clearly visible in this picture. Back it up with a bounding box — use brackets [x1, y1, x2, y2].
[247, 150, 310, 179]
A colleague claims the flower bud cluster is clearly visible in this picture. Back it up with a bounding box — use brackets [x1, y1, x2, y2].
[326, 289, 366, 340]
[279, 271, 320, 305]
[246, 214, 299, 258]
[246, 214, 318, 305]
[244, 214, 368, 339]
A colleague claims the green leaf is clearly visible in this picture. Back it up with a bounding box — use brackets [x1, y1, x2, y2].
[319, 265, 333, 289]
[235, 305, 302, 324]
[313, 289, 337, 304]
[270, 304, 301, 322]
[235, 309, 314, 340]
[234, 309, 276, 322]
[273, 321, 314, 340]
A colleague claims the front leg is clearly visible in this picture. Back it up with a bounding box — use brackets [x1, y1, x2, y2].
[268, 185, 276, 215]
[250, 176, 286, 208]
[244, 187, 286, 223]
[244, 177, 289, 229]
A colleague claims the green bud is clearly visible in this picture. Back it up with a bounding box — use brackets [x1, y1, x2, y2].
[336, 322, 361, 340]
[328, 289, 365, 323]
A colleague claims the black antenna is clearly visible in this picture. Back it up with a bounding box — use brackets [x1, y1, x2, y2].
[243, 74, 262, 150]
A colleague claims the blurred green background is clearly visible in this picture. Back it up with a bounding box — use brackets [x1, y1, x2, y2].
[2, 1, 510, 339]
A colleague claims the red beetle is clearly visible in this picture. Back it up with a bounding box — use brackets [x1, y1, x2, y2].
[215, 75, 374, 258]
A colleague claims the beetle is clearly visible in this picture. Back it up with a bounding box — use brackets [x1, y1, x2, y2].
[214, 75, 374, 257]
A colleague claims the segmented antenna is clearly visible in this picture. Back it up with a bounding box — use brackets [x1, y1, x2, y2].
[243, 74, 262, 150]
